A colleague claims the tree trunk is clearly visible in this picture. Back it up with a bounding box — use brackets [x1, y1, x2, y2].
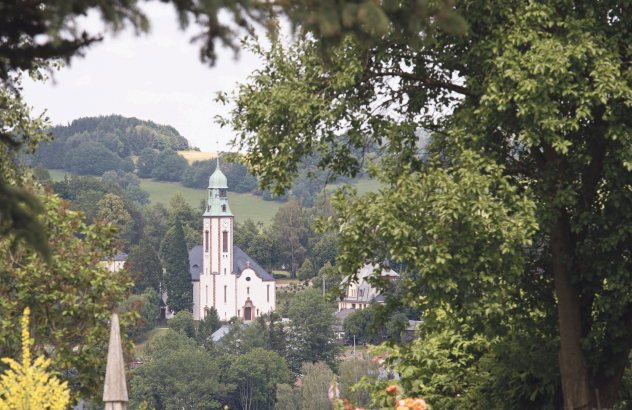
[551, 213, 591, 410]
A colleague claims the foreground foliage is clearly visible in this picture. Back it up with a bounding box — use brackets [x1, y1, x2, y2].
[221, 0, 632, 407]
[0, 192, 136, 404]
[0, 308, 70, 410]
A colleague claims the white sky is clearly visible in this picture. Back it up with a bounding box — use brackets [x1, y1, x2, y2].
[21, 3, 277, 152]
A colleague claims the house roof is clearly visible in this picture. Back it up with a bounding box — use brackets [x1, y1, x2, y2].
[189, 245, 203, 281]
[233, 246, 275, 281]
[100, 253, 128, 262]
[211, 325, 231, 342]
[113, 253, 128, 261]
[189, 245, 275, 282]
[211, 323, 248, 344]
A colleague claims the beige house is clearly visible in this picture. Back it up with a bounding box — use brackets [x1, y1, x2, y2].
[101, 253, 128, 273]
[338, 263, 398, 311]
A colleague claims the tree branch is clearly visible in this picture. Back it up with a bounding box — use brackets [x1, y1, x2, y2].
[360, 71, 473, 96]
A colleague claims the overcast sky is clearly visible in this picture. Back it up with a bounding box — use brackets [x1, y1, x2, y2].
[21, 3, 277, 152]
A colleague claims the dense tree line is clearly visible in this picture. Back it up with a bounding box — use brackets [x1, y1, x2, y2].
[31, 115, 190, 173]
[117, 289, 354, 410]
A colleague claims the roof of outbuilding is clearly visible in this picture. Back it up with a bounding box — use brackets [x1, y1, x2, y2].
[233, 246, 275, 281]
[113, 253, 128, 261]
[189, 245, 203, 281]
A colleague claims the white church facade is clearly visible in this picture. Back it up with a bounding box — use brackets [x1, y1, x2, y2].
[162, 162, 276, 322]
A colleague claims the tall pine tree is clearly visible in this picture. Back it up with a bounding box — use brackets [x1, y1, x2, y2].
[127, 238, 162, 294]
[197, 307, 222, 344]
[160, 220, 192, 314]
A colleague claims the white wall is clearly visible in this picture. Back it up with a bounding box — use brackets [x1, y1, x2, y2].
[236, 267, 275, 320]
[192, 281, 200, 320]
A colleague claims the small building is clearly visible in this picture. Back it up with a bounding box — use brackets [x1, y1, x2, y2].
[333, 308, 355, 339]
[101, 253, 128, 273]
[338, 264, 398, 311]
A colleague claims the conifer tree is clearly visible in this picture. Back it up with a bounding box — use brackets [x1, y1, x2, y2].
[127, 238, 162, 294]
[160, 220, 192, 314]
[197, 307, 222, 344]
[268, 313, 286, 357]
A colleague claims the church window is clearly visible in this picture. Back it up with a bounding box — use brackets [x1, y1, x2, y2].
[267, 285, 270, 302]
[246, 277, 251, 281]
[247, 287, 250, 295]
[205, 231, 209, 252]
[224, 268, 226, 275]
[224, 286, 227, 303]
[238, 310, 240, 317]
[222, 205, 226, 212]
[223, 232, 228, 252]
[220, 190, 226, 197]
[352, 304, 356, 309]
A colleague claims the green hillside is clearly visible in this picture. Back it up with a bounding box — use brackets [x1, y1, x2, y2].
[48, 169, 282, 224]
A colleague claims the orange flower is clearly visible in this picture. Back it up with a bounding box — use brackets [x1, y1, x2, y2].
[397, 406, 408, 410]
[343, 399, 348, 403]
[385, 385, 398, 396]
[355, 408, 365, 410]
[411, 398, 426, 410]
[346, 404, 351, 409]
[404, 398, 414, 407]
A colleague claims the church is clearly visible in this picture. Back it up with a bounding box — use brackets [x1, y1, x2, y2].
[162, 161, 276, 322]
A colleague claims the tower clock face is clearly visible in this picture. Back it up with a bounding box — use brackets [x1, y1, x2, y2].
[222, 220, 230, 228]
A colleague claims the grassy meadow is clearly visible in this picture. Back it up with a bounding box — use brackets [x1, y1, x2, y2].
[47, 169, 383, 225]
[47, 169, 282, 224]
[179, 151, 218, 164]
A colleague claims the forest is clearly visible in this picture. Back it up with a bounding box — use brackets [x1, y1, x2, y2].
[31, 115, 371, 208]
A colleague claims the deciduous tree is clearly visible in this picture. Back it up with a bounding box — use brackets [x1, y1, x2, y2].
[220, 2, 632, 407]
[97, 193, 133, 247]
[286, 289, 342, 374]
[274, 197, 307, 278]
[224, 348, 293, 410]
[0, 192, 136, 404]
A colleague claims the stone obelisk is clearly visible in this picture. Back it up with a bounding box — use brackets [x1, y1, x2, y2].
[103, 313, 128, 410]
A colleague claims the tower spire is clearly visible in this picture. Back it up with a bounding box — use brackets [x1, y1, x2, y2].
[216, 141, 220, 169]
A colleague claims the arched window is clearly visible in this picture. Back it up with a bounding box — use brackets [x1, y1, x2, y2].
[220, 190, 226, 197]
[222, 205, 226, 212]
[205, 231, 209, 252]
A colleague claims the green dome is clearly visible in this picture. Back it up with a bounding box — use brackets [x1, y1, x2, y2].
[208, 167, 228, 189]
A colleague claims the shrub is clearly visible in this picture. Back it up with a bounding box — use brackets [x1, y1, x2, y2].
[151, 148, 189, 181]
[127, 185, 151, 206]
[63, 141, 121, 175]
[120, 157, 135, 173]
[137, 148, 158, 178]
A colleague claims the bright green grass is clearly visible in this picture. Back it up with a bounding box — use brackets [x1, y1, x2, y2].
[139, 179, 282, 224]
[47, 169, 282, 224]
[327, 179, 382, 196]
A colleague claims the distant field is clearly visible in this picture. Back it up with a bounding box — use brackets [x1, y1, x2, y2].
[179, 151, 218, 164]
[140, 179, 282, 224]
[47, 169, 282, 224]
[328, 179, 382, 196]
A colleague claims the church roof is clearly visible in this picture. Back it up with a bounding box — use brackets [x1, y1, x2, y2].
[188, 245, 275, 281]
[233, 246, 275, 281]
[189, 245, 203, 281]
[208, 165, 228, 189]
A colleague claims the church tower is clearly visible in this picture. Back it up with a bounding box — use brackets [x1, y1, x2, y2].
[199, 158, 235, 320]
